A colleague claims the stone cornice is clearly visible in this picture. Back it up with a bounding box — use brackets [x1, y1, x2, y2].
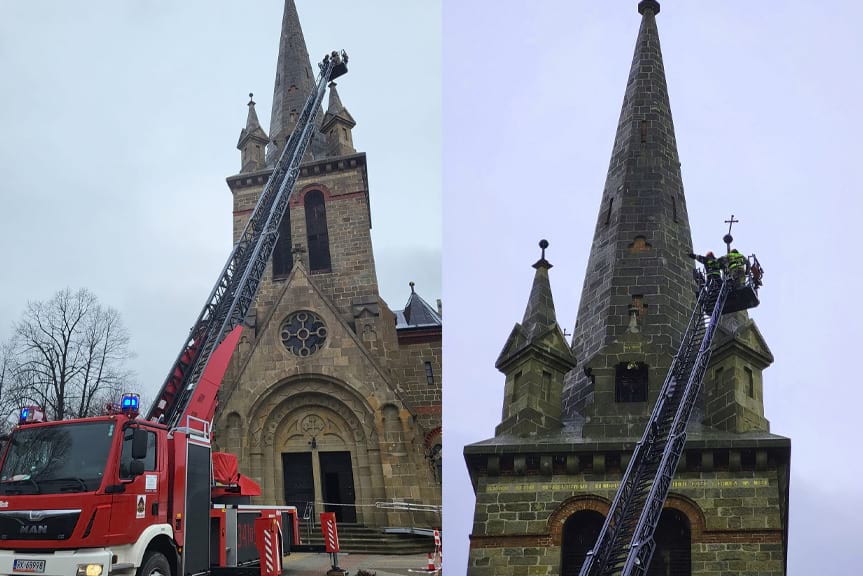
[226, 152, 368, 193]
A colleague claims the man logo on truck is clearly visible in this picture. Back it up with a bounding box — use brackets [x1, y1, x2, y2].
[19, 526, 47, 535]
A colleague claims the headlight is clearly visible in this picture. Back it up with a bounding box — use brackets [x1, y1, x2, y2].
[76, 564, 103, 576]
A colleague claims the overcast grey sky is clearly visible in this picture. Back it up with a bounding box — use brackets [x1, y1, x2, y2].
[444, 1, 862, 574]
[0, 1, 440, 403]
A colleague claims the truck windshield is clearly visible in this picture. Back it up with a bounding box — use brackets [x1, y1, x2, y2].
[0, 421, 115, 494]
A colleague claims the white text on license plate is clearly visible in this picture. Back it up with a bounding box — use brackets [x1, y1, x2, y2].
[13, 559, 45, 573]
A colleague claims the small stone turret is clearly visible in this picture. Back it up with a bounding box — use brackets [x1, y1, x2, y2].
[495, 241, 576, 437]
[703, 311, 774, 432]
[321, 82, 356, 157]
[237, 93, 269, 173]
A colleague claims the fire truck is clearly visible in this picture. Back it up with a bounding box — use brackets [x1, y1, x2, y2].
[0, 52, 349, 576]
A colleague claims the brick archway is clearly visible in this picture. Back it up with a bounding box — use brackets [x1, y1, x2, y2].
[291, 183, 335, 206]
[664, 493, 706, 540]
[548, 495, 612, 545]
[546, 493, 705, 546]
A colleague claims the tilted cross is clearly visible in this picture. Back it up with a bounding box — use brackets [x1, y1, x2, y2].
[724, 214, 739, 236]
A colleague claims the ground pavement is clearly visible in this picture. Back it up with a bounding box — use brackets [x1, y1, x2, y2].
[282, 552, 440, 576]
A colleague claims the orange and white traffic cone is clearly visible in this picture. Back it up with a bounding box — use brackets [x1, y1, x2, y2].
[408, 550, 440, 573]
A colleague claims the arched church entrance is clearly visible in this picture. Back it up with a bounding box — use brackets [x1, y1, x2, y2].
[280, 408, 357, 523]
[251, 382, 384, 527]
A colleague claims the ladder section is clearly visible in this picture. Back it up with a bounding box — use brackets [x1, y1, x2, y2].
[580, 277, 733, 576]
[147, 52, 348, 430]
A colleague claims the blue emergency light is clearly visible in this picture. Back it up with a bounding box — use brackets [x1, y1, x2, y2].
[120, 393, 140, 416]
[19, 406, 45, 425]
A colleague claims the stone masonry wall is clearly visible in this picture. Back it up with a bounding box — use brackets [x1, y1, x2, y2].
[467, 462, 785, 576]
[230, 155, 377, 326]
[394, 338, 442, 432]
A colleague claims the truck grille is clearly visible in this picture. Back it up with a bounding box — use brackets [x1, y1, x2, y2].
[0, 510, 81, 541]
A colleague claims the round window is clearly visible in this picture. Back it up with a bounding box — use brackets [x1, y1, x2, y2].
[280, 311, 327, 357]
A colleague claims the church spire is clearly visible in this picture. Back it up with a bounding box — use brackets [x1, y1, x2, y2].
[563, 1, 696, 432]
[267, 0, 325, 163]
[495, 241, 575, 437]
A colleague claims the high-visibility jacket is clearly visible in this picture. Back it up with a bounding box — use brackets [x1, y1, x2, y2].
[705, 259, 721, 276]
[728, 252, 746, 270]
[693, 253, 722, 276]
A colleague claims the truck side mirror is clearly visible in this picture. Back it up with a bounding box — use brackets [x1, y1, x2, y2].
[129, 459, 145, 477]
[132, 429, 148, 460]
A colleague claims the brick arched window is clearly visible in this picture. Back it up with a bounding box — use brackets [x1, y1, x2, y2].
[272, 206, 293, 277]
[560, 510, 604, 576]
[304, 190, 331, 272]
[648, 508, 691, 576]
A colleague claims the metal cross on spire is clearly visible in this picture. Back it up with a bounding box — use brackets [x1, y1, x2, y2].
[724, 214, 739, 236]
[723, 214, 739, 254]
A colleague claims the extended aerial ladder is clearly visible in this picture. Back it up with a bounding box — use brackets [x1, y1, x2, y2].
[146, 52, 349, 431]
[579, 259, 762, 576]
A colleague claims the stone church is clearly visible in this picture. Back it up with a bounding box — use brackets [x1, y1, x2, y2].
[464, 2, 790, 574]
[212, 1, 442, 529]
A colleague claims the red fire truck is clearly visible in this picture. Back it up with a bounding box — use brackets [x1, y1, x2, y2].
[0, 52, 348, 576]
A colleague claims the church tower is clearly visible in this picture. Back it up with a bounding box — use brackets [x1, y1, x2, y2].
[465, 3, 790, 574]
[214, 0, 441, 535]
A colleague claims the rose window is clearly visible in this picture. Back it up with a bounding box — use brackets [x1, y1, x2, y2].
[280, 311, 327, 357]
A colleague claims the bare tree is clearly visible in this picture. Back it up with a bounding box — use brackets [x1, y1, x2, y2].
[0, 341, 23, 431]
[4, 288, 134, 420]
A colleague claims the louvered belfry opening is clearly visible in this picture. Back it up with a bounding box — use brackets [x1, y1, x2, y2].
[304, 190, 332, 272]
[647, 509, 692, 576]
[272, 206, 293, 277]
[615, 361, 649, 403]
[560, 510, 605, 576]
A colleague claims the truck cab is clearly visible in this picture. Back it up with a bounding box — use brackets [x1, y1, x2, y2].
[0, 408, 175, 576]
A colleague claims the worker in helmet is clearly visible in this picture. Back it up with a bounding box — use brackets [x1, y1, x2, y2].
[688, 250, 722, 283]
[727, 248, 748, 285]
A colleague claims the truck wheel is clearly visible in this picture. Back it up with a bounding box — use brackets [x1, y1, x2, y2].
[137, 551, 171, 576]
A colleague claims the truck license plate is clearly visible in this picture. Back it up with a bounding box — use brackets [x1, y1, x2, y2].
[13, 559, 45, 573]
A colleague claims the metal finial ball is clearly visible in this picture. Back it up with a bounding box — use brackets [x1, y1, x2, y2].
[723, 234, 733, 245]
[409, 281, 415, 293]
[539, 239, 549, 250]
[638, 0, 660, 15]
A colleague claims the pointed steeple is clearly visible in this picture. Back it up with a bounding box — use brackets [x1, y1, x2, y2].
[322, 81, 357, 157]
[267, 0, 326, 164]
[400, 281, 442, 328]
[237, 93, 269, 173]
[326, 82, 350, 118]
[563, 1, 697, 433]
[495, 241, 576, 437]
[521, 239, 556, 339]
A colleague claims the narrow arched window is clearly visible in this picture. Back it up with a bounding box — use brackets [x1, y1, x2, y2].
[305, 190, 331, 272]
[560, 510, 605, 576]
[648, 509, 691, 575]
[272, 206, 293, 278]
